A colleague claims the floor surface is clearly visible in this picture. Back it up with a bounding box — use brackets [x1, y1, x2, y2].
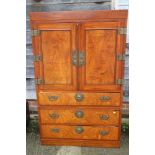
[26, 132, 129, 155]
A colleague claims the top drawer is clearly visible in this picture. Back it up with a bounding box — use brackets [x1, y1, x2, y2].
[38, 92, 120, 106]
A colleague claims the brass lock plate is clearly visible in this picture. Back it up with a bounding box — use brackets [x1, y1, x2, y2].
[79, 51, 85, 66]
[72, 51, 78, 66]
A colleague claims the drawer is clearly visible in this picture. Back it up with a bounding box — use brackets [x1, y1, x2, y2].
[38, 92, 120, 106]
[40, 107, 120, 125]
[41, 125, 119, 140]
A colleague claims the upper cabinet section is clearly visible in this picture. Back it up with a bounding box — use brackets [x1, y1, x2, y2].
[30, 10, 128, 91]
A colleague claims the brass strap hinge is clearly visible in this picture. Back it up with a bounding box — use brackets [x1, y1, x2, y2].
[33, 55, 42, 62]
[35, 78, 44, 85]
[31, 30, 40, 36]
[117, 54, 125, 61]
[116, 79, 125, 85]
[118, 28, 127, 35]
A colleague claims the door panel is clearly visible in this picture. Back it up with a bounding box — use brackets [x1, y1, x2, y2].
[86, 29, 116, 84]
[42, 31, 71, 85]
[79, 22, 125, 91]
[37, 23, 77, 90]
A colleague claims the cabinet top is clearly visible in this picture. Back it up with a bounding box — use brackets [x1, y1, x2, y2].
[30, 10, 128, 22]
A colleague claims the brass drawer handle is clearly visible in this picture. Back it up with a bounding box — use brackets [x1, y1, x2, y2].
[100, 96, 111, 101]
[51, 128, 60, 133]
[75, 110, 84, 118]
[75, 93, 84, 102]
[100, 130, 109, 136]
[99, 114, 109, 120]
[75, 126, 84, 134]
[49, 113, 59, 119]
[48, 96, 59, 101]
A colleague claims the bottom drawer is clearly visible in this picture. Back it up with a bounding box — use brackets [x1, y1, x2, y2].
[41, 125, 119, 140]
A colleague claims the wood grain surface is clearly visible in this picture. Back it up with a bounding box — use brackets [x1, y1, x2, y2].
[30, 10, 128, 147]
[41, 125, 119, 140]
[38, 92, 121, 106]
[39, 107, 120, 125]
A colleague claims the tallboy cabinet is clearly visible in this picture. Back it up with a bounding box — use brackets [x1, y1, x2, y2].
[30, 10, 128, 147]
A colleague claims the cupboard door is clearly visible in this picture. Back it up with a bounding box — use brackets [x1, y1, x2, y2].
[79, 22, 126, 91]
[36, 23, 77, 90]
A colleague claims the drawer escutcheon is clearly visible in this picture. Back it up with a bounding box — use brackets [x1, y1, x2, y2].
[75, 110, 84, 118]
[75, 126, 84, 134]
[75, 93, 84, 102]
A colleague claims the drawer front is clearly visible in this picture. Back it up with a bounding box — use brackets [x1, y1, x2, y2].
[40, 108, 120, 125]
[41, 125, 119, 140]
[38, 92, 120, 106]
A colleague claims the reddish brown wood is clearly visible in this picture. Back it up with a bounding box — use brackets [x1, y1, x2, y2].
[39, 107, 120, 125]
[37, 23, 77, 90]
[38, 92, 121, 106]
[30, 10, 128, 22]
[79, 21, 126, 91]
[30, 10, 128, 147]
[41, 125, 119, 140]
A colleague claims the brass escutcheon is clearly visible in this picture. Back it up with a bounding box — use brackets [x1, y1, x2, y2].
[75, 93, 84, 102]
[75, 126, 84, 134]
[75, 110, 84, 118]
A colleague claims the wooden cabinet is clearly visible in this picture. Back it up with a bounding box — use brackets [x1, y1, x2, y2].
[30, 10, 128, 147]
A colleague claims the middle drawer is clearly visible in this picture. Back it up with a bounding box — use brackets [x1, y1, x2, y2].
[39, 107, 120, 125]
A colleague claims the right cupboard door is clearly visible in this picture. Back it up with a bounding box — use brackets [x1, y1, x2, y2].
[79, 22, 126, 91]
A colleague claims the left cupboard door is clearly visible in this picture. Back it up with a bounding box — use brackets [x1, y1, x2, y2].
[33, 23, 78, 90]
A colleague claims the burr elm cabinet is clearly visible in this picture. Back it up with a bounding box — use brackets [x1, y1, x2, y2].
[30, 10, 128, 147]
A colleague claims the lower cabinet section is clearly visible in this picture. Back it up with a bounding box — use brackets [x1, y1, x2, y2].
[40, 125, 119, 140]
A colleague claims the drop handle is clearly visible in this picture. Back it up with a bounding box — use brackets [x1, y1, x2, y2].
[49, 113, 59, 119]
[48, 96, 59, 101]
[51, 128, 60, 133]
[100, 130, 109, 136]
[100, 96, 111, 101]
[99, 114, 109, 120]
